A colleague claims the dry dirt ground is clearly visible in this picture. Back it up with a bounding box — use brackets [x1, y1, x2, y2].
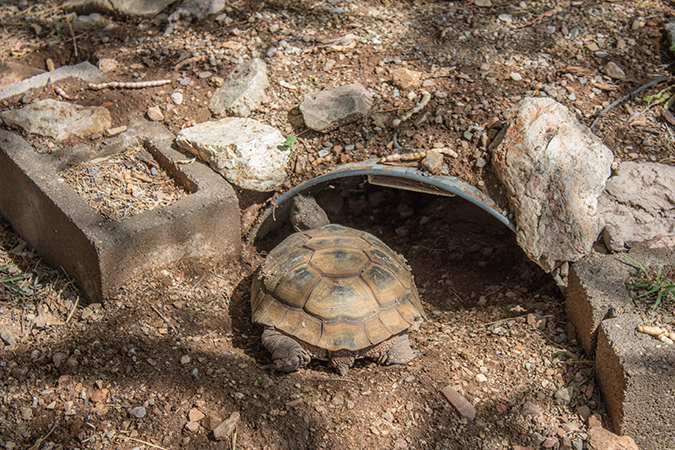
[0, 0, 674, 449]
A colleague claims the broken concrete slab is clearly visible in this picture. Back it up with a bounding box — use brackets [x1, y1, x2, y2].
[567, 247, 675, 449]
[176, 117, 289, 192]
[0, 61, 105, 101]
[209, 58, 269, 117]
[298, 83, 373, 133]
[0, 118, 240, 303]
[0, 99, 112, 141]
[567, 247, 675, 356]
[596, 314, 675, 449]
[491, 97, 614, 272]
[598, 161, 675, 252]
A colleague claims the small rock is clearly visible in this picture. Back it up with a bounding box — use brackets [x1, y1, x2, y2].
[202, 413, 223, 431]
[213, 411, 240, 441]
[602, 62, 626, 79]
[587, 426, 639, 450]
[522, 401, 541, 417]
[510, 72, 523, 81]
[185, 421, 199, 432]
[389, 67, 423, 90]
[90, 388, 109, 402]
[210, 58, 269, 117]
[441, 385, 476, 420]
[476, 374, 488, 383]
[198, 71, 213, 79]
[577, 405, 591, 421]
[331, 394, 344, 406]
[555, 387, 572, 406]
[382, 411, 394, 422]
[180, 355, 191, 365]
[10, 366, 28, 380]
[474, 0, 492, 6]
[189, 408, 205, 422]
[420, 151, 443, 174]
[299, 83, 372, 133]
[97, 58, 119, 73]
[20, 407, 33, 420]
[106, 125, 127, 136]
[531, 432, 545, 447]
[170, 92, 183, 105]
[128, 406, 146, 419]
[1, 329, 16, 346]
[498, 14, 513, 23]
[52, 352, 68, 368]
[147, 105, 164, 122]
[542, 437, 558, 448]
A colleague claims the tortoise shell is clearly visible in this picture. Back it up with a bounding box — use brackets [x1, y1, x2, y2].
[251, 224, 426, 352]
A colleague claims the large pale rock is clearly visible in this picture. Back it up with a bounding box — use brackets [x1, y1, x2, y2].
[587, 427, 639, 450]
[598, 161, 675, 251]
[492, 97, 613, 272]
[0, 99, 111, 141]
[176, 118, 288, 192]
[209, 58, 269, 117]
[0, 61, 104, 101]
[299, 83, 372, 132]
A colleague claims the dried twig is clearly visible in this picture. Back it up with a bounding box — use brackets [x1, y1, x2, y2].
[151, 304, 178, 335]
[116, 436, 168, 450]
[28, 424, 56, 450]
[590, 75, 670, 130]
[65, 296, 79, 324]
[66, 19, 77, 58]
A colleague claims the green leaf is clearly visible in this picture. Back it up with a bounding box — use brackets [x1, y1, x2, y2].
[282, 136, 297, 146]
[643, 95, 653, 103]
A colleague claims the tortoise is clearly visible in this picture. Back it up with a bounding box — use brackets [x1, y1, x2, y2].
[251, 195, 426, 375]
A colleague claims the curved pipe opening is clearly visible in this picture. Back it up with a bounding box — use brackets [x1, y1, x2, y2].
[247, 159, 515, 246]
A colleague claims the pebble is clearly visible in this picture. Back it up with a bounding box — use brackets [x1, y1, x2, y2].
[129, 406, 146, 419]
[476, 374, 487, 383]
[97, 58, 119, 73]
[189, 408, 205, 422]
[555, 387, 572, 406]
[180, 355, 191, 365]
[1, 330, 16, 346]
[404, 375, 415, 383]
[198, 71, 213, 79]
[498, 14, 512, 23]
[474, 0, 492, 6]
[510, 72, 523, 81]
[213, 412, 240, 441]
[147, 106, 164, 122]
[382, 411, 394, 422]
[185, 421, 199, 432]
[52, 352, 68, 368]
[602, 61, 626, 79]
[542, 437, 558, 448]
[577, 405, 591, 421]
[171, 92, 183, 105]
[531, 432, 545, 446]
[331, 394, 344, 406]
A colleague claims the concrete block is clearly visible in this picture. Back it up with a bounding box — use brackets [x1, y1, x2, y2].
[566, 248, 675, 449]
[596, 314, 675, 448]
[0, 118, 240, 303]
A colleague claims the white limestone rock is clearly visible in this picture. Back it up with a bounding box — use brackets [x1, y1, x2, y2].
[209, 58, 269, 117]
[176, 117, 289, 192]
[0, 99, 111, 141]
[491, 97, 614, 272]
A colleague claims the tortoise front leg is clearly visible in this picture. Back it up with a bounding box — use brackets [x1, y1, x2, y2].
[261, 328, 311, 374]
[385, 333, 422, 365]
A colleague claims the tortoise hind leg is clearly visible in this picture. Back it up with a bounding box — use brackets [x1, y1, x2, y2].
[385, 333, 422, 365]
[261, 328, 311, 374]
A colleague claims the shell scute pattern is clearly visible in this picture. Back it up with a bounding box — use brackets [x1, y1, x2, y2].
[253, 224, 425, 352]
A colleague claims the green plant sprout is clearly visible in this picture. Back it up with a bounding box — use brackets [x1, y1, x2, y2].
[626, 256, 675, 310]
[0, 264, 27, 295]
[279, 135, 297, 150]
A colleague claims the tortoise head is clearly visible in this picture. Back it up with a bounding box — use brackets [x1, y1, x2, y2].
[290, 195, 330, 231]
